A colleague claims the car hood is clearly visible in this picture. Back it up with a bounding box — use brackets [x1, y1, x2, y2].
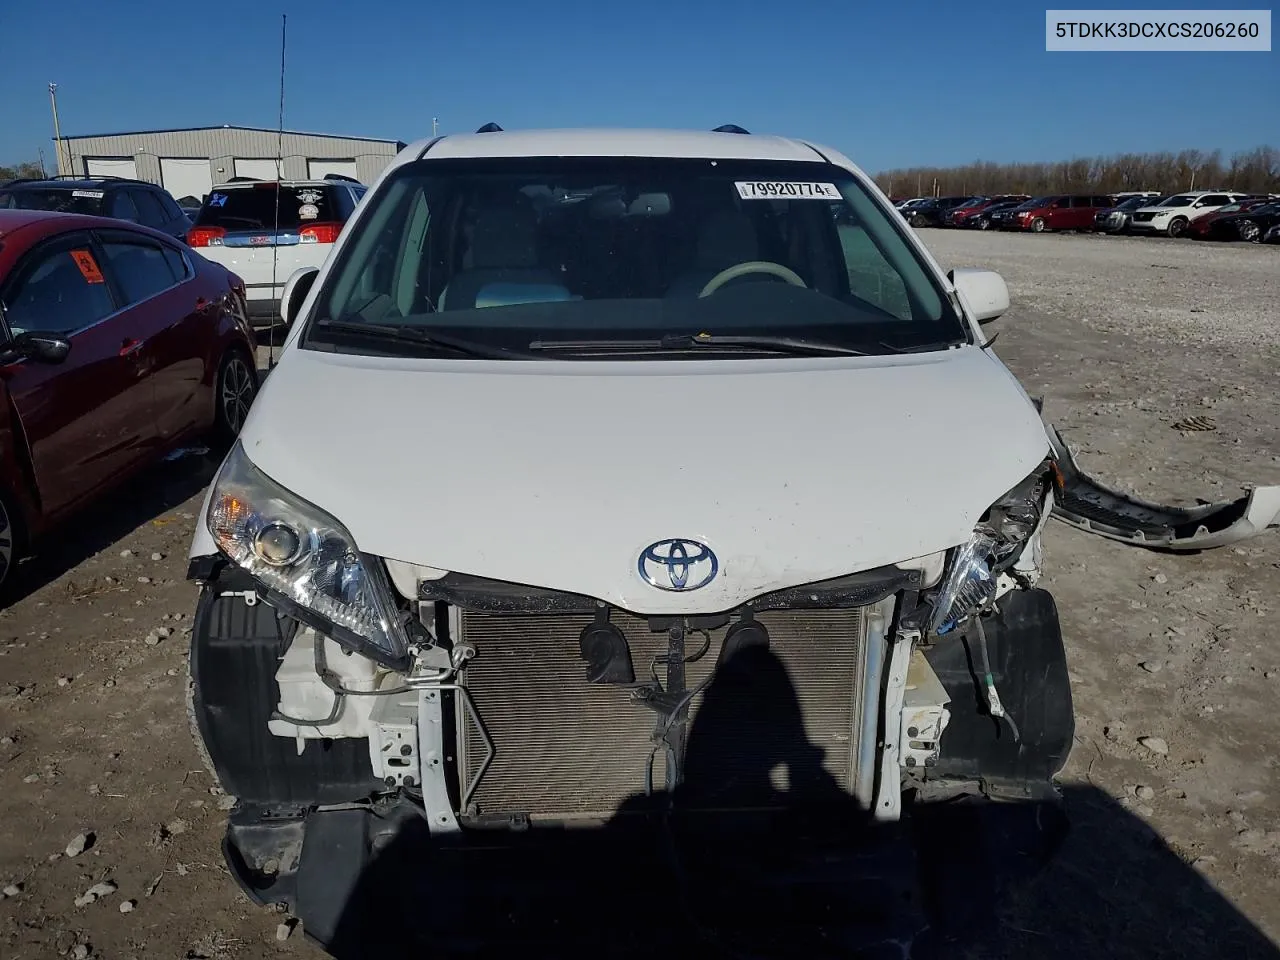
[199, 345, 1052, 614]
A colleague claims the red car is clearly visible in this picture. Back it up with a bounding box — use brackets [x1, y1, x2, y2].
[0, 210, 258, 592]
[1002, 194, 1115, 232]
[944, 195, 1030, 227]
[1186, 197, 1271, 238]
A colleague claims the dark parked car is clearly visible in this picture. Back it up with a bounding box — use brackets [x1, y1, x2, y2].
[1197, 201, 1280, 242]
[1001, 195, 1114, 232]
[0, 177, 192, 242]
[1186, 198, 1273, 239]
[1093, 195, 1167, 234]
[945, 195, 1031, 228]
[901, 196, 977, 228]
[0, 209, 259, 592]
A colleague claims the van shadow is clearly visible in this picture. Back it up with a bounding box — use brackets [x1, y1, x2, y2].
[322, 646, 1280, 960]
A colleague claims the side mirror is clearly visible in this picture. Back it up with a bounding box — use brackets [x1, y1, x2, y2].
[950, 268, 1009, 325]
[280, 266, 320, 329]
[10, 332, 72, 364]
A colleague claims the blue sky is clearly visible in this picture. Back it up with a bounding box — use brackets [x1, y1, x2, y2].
[2, 0, 1276, 170]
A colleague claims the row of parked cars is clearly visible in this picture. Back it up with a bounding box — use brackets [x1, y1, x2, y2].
[0, 173, 368, 323]
[0, 172, 372, 592]
[893, 191, 1280, 241]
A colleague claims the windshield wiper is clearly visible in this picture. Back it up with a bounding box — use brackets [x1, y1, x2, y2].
[529, 332, 869, 357]
[312, 320, 541, 361]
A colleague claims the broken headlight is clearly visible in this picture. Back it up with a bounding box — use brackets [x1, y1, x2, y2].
[207, 442, 411, 669]
[928, 466, 1053, 636]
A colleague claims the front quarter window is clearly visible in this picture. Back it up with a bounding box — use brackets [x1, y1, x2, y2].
[307, 157, 965, 359]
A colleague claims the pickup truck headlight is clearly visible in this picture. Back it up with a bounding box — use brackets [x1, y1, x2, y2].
[207, 442, 411, 669]
[927, 465, 1054, 636]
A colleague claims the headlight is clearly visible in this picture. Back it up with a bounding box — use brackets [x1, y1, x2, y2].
[207, 442, 412, 668]
[927, 465, 1055, 636]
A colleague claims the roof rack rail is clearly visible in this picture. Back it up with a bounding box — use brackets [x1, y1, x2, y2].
[476, 122, 503, 133]
[712, 124, 750, 135]
[226, 176, 260, 182]
[322, 173, 361, 183]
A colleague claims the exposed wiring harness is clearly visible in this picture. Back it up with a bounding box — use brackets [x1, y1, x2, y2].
[974, 616, 1021, 744]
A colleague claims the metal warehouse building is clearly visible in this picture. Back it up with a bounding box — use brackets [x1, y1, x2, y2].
[53, 125, 405, 204]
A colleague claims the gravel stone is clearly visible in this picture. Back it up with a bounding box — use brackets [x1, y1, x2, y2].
[137, 576, 151, 585]
[1140, 660, 1164, 673]
[1153, 573, 1168, 584]
[276, 921, 294, 941]
[75, 880, 117, 906]
[119, 898, 136, 913]
[65, 832, 92, 858]
[72, 944, 91, 960]
[150, 552, 163, 561]
[119, 549, 133, 559]
[1136, 785, 1156, 800]
[1138, 736, 1170, 757]
[2, 883, 21, 897]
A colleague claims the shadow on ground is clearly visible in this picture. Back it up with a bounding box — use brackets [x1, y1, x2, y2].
[260, 646, 1280, 960]
[6, 450, 219, 605]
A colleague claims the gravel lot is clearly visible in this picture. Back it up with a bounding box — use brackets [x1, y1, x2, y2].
[1, 230, 1278, 959]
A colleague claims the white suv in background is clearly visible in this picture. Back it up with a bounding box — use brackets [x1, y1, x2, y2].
[1128, 190, 1249, 237]
[186, 175, 366, 326]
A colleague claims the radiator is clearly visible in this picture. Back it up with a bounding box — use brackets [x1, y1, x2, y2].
[456, 608, 867, 821]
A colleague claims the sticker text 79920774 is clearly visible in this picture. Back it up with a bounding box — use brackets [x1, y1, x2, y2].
[735, 181, 842, 200]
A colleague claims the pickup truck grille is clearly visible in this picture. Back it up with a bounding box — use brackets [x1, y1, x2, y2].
[455, 608, 867, 821]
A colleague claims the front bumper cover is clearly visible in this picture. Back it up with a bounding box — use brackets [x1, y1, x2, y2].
[1046, 419, 1280, 550]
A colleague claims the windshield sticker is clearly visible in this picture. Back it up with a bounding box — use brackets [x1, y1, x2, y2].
[69, 249, 105, 284]
[298, 203, 319, 220]
[735, 181, 841, 200]
[208, 193, 228, 207]
[71, 190, 105, 199]
[296, 189, 323, 205]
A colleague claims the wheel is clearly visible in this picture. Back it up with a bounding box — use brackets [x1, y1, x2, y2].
[977, 218, 991, 230]
[1166, 217, 1189, 238]
[214, 348, 258, 443]
[910, 214, 928, 228]
[0, 488, 23, 598]
[1030, 218, 1046, 233]
[1238, 220, 1261, 242]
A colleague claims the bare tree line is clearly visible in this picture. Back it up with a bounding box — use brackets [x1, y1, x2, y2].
[875, 146, 1280, 198]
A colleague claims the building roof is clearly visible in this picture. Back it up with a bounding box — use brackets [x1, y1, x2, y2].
[58, 124, 401, 145]
[405, 128, 831, 163]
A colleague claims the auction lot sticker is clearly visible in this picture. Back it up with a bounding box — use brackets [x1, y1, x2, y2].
[70, 249, 105, 284]
[735, 181, 841, 200]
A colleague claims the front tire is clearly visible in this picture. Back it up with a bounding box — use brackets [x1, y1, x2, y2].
[1238, 220, 1261, 242]
[910, 214, 929, 228]
[1030, 218, 1046, 233]
[1166, 217, 1189, 238]
[214, 348, 258, 444]
[0, 488, 24, 599]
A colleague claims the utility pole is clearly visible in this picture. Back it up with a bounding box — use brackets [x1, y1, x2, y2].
[49, 83, 68, 175]
[1189, 169, 1196, 191]
[432, 117, 439, 137]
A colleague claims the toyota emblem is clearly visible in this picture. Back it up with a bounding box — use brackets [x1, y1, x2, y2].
[638, 539, 718, 592]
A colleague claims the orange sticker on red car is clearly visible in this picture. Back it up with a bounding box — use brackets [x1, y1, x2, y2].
[70, 249, 105, 284]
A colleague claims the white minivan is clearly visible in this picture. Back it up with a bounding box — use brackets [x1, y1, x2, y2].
[186, 176, 366, 325]
[184, 126, 1280, 953]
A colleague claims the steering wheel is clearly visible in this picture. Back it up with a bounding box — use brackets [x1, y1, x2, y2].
[698, 261, 807, 298]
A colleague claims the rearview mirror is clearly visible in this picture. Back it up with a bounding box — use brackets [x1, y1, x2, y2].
[950, 268, 1010, 325]
[280, 266, 320, 329]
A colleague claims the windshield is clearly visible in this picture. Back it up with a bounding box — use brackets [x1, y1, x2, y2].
[306, 157, 967, 359]
[1117, 196, 1153, 209]
[1016, 197, 1052, 209]
[1160, 195, 1197, 207]
[954, 198, 987, 209]
[195, 184, 337, 231]
[0, 187, 105, 215]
